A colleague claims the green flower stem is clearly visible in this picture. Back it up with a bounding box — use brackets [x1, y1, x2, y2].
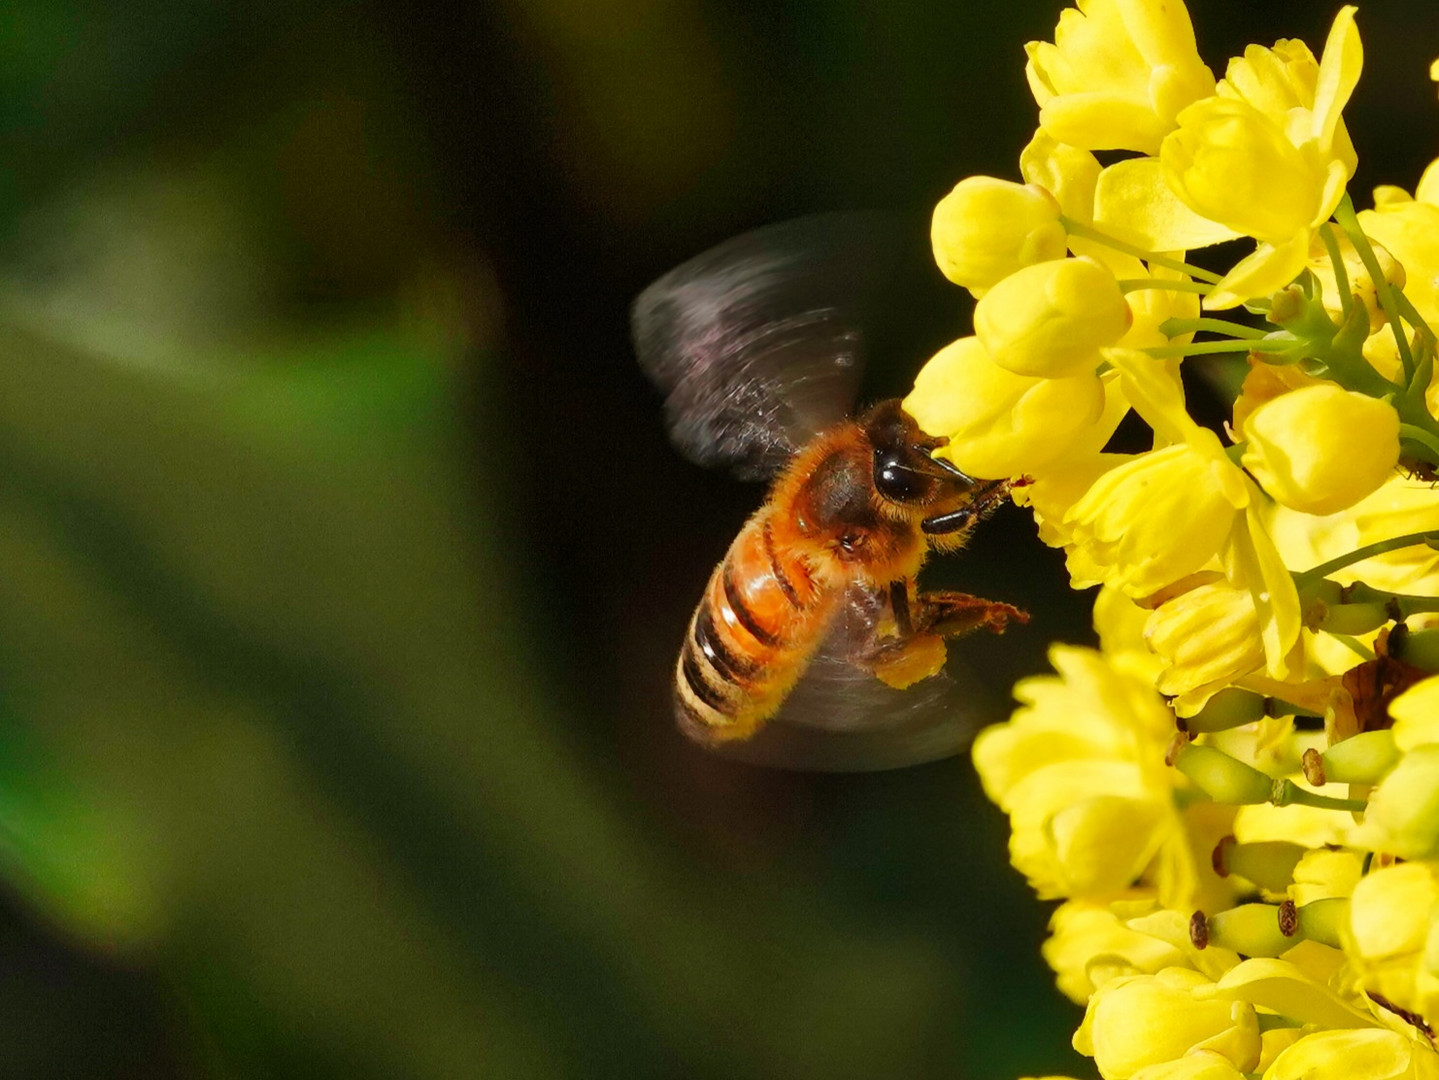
[1117, 278, 1213, 296]
[1272, 779, 1368, 812]
[1399, 423, 1439, 466]
[1293, 530, 1439, 588]
[1319, 223, 1354, 322]
[1147, 338, 1298, 359]
[1335, 194, 1415, 382]
[1060, 217, 1225, 284]
[1224, 441, 1247, 466]
[1160, 316, 1268, 340]
[1393, 289, 1438, 344]
[1340, 580, 1439, 619]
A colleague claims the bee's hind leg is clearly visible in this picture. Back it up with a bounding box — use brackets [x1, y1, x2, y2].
[866, 582, 1027, 690]
[913, 589, 1028, 638]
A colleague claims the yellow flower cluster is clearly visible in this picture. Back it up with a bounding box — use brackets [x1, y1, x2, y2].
[905, 2, 1439, 1077]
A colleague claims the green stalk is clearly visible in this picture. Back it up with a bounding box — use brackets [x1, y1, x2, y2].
[1147, 338, 1299, 360]
[1118, 278, 1212, 296]
[1334, 195, 1414, 382]
[1061, 217, 1225, 284]
[1318, 222, 1354, 323]
[1160, 317, 1267, 340]
[1399, 423, 1439, 466]
[1293, 530, 1439, 587]
[1393, 285, 1438, 343]
[1273, 779, 1368, 813]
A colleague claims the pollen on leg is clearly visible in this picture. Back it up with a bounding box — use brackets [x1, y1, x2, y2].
[872, 635, 948, 689]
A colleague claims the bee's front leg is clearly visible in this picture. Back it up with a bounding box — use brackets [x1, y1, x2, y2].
[866, 582, 1028, 690]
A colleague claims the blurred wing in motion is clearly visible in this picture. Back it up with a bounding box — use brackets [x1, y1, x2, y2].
[632, 214, 897, 480]
[704, 585, 1001, 771]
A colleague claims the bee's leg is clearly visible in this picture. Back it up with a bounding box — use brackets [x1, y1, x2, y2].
[912, 590, 1029, 638]
[921, 478, 1015, 536]
[889, 579, 913, 636]
[865, 585, 1028, 690]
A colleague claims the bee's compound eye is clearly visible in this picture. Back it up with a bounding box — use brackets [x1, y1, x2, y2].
[874, 448, 926, 502]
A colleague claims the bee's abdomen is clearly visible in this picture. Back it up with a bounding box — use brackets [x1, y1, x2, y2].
[675, 512, 832, 742]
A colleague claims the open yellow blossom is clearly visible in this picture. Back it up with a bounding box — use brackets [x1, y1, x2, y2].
[1065, 437, 1246, 595]
[1158, 8, 1362, 308]
[1240, 385, 1400, 516]
[1390, 676, 1439, 749]
[974, 256, 1132, 378]
[1354, 744, 1439, 859]
[1058, 352, 1302, 680]
[902, 336, 1106, 479]
[1044, 898, 1188, 1004]
[1073, 967, 1260, 1079]
[973, 646, 1228, 908]
[1360, 186, 1439, 327]
[931, 177, 1067, 296]
[1345, 862, 1439, 1028]
[1095, 582, 1165, 684]
[1025, 0, 1215, 155]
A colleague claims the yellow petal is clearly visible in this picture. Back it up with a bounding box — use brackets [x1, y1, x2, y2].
[1095, 156, 1240, 251]
[1207, 957, 1378, 1030]
[1240, 385, 1401, 516]
[1311, 6, 1362, 152]
[1265, 1028, 1412, 1080]
[1203, 232, 1310, 310]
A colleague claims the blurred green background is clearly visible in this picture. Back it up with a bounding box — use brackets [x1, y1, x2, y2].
[0, 1, 1435, 1076]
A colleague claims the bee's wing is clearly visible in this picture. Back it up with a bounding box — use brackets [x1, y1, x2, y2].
[706, 585, 1003, 772]
[632, 214, 896, 480]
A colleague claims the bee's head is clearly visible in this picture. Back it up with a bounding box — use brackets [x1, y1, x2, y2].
[860, 399, 977, 508]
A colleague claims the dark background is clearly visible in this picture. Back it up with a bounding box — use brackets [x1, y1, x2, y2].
[0, 1, 1434, 1077]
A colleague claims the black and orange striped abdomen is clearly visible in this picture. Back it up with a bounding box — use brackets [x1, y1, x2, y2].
[676, 508, 840, 742]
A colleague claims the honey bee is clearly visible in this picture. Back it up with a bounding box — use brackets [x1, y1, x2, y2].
[634, 215, 1026, 770]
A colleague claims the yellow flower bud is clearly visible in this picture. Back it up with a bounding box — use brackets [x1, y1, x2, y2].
[1240, 385, 1400, 516]
[931, 177, 1066, 296]
[1146, 579, 1266, 709]
[902, 336, 1105, 480]
[1075, 968, 1258, 1079]
[1356, 745, 1439, 859]
[1162, 97, 1324, 246]
[974, 257, 1131, 378]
